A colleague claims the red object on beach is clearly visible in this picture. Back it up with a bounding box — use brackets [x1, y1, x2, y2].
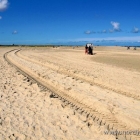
[85, 49, 87, 54]
[85, 46, 88, 54]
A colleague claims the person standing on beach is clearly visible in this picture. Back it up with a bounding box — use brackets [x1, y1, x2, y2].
[88, 46, 92, 55]
[90, 44, 93, 55]
[85, 43, 93, 55]
[88, 44, 93, 55]
[85, 45, 88, 54]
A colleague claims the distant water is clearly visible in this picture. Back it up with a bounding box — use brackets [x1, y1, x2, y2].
[49, 41, 140, 47]
[2, 41, 139, 47]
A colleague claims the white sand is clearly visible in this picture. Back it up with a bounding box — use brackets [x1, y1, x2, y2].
[0, 47, 140, 140]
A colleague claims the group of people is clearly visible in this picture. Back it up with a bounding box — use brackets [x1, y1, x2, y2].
[85, 43, 93, 55]
[127, 46, 137, 50]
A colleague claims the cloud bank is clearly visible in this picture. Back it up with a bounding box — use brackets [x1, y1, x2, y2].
[0, 0, 9, 11]
[84, 21, 140, 34]
[67, 36, 140, 43]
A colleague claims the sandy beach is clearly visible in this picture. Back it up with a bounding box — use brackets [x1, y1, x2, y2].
[0, 46, 140, 140]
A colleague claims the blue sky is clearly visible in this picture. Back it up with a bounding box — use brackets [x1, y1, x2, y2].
[0, 0, 140, 45]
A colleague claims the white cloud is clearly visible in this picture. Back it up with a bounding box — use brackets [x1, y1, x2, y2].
[111, 21, 121, 32]
[0, 0, 9, 11]
[85, 31, 95, 34]
[102, 30, 107, 33]
[84, 30, 96, 34]
[109, 29, 114, 33]
[12, 30, 18, 34]
[84, 30, 92, 34]
[0, 16, 2, 19]
[132, 27, 140, 33]
[66, 36, 140, 43]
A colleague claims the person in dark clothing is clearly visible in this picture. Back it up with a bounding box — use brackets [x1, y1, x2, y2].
[88, 46, 92, 55]
[91, 45, 93, 55]
[134, 47, 136, 50]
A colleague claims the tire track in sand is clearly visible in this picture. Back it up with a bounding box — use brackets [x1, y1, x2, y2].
[17, 49, 140, 101]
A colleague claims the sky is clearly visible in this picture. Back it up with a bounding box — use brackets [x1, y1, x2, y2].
[0, 0, 140, 46]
